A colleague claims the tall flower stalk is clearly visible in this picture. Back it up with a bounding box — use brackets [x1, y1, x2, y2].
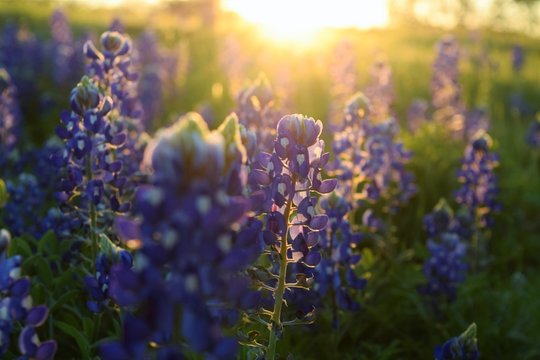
[248, 114, 336, 359]
[55, 76, 125, 261]
[420, 199, 468, 306]
[0, 67, 21, 172]
[364, 58, 395, 122]
[455, 132, 499, 268]
[236, 74, 282, 153]
[330, 92, 416, 232]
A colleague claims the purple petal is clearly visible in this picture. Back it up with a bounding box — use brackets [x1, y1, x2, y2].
[317, 179, 337, 194]
[319, 152, 330, 167]
[309, 215, 328, 230]
[83, 41, 103, 60]
[115, 216, 141, 246]
[35, 340, 57, 360]
[99, 341, 131, 360]
[11, 278, 31, 297]
[25, 305, 49, 326]
[249, 169, 271, 186]
[19, 326, 38, 355]
[306, 231, 318, 247]
[304, 251, 321, 267]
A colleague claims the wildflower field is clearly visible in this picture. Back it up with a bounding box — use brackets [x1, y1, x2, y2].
[0, 1, 539, 359]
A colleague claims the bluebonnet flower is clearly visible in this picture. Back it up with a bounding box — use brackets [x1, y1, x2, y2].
[236, 74, 281, 153]
[3, 142, 81, 239]
[421, 200, 468, 304]
[0, 67, 21, 173]
[84, 31, 148, 186]
[109, 18, 125, 34]
[509, 92, 534, 117]
[48, 9, 83, 86]
[526, 117, 540, 148]
[134, 29, 184, 130]
[423, 233, 468, 303]
[0, 229, 57, 360]
[431, 36, 466, 135]
[434, 323, 479, 360]
[329, 92, 415, 234]
[311, 192, 366, 327]
[85, 236, 133, 313]
[364, 58, 395, 121]
[455, 133, 499, 229]
[54, 30, 147, 245]
[247, 114, 336, 359]
[463, 108, 489, 141]
[407, 99, 428, 133]
[0, 23, 44, 104]
[329, 92, 370, 201]
[219, 35, 250, 97]
[511, 44, 525, 74]
[54, 75, 129, 264]
[432, 36, 461, 111]
[137, 68, 162, 130]
[328, 39, 358, 125]
[102, 113, 263, 359]
[359, 118, 416, 209]
[3, 174, 46, 238]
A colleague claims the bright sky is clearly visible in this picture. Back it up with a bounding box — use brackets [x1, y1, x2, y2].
[223, 0, 389, 40]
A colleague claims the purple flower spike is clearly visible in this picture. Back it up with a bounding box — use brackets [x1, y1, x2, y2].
[243, 111, 337, 353]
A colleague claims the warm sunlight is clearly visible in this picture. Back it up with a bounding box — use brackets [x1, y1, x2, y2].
[222, 0, 389, 42]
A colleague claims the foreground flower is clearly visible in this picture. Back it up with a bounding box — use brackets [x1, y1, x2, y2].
[103, 113, 262, 359]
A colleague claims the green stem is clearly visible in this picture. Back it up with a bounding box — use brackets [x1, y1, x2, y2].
[173, 304, 181, 344]
[266, 175, 296, 360]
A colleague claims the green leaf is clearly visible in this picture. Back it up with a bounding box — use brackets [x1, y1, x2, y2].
[83, 316, 95, 339]
[55, 320, 91, 357]
[34, 256, 54, 287]
[50, 289, 79, 313]
[0, 178, 7, 208]
[9, 236, 32, 257]
[38, 230, 58, 254]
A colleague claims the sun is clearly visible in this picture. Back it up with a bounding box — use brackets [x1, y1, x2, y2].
[222, 0, 389, 42]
